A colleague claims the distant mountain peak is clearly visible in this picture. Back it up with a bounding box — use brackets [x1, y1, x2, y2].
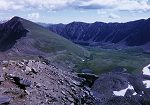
[46, 18, 150, 47]
[5, 16, 22, 25]
[0, 17, 89, 57]
[0, 17, 28, 51]
[11, 16, 21, 20]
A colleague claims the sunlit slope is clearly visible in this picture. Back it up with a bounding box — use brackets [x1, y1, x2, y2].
[19, 17, 90, 57]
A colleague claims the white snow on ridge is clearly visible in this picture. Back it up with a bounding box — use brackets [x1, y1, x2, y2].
[113, 64, 150, 96]
[142, 64, 150, 88]
[133, 92, 137, 95]
[143, 80, 150, 88]
[113, 84, 135, 96]
[142, 64, 150, 76]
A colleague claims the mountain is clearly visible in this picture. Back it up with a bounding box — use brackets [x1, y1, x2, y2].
[46, 18, 150, 47]
[0, 17, 150, 105]
[48, 23, 66, 35]
[0, 17, 94, 105]
[0, 17, 89, 59]
[0, 17, 28, 51]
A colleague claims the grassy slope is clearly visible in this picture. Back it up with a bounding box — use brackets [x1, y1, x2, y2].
[76, 47, 150, 74]
[20, 18, 90, 58]
[17, 18, 150, 75]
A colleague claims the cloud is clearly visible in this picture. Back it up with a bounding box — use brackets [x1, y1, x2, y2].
[0, 0, 150, 12]
[27, 13, 40, 20]
[97, 10, 107, 15]
[74, 0, 116, 9]
[0, 0, 24, 10]
[97, 10, 121, 19]
[73, 0, 150, 12]
[0, 0, 74, 11]
[116, 0, 150, 11]
[108, 13, 120, 19]
[0, 16, 14, 21]
[23, 0, 75, 10]
[79, 10, 87, 13]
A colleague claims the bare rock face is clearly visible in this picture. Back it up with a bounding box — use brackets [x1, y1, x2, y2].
[0, 59, 95, 105]
[91, 71, 150, 105]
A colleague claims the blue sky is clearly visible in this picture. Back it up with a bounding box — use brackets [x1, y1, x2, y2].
[0, 0, 150, 23]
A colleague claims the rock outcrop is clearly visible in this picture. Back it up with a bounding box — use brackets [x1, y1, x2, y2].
[91, 70, 150, 105]
[0, 59, 95, 105]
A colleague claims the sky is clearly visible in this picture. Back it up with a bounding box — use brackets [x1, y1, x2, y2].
[0, 0, 150, 24]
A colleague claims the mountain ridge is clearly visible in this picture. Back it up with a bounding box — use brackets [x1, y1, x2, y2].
[46, 18, 150, 47]
[0, 17, 28, 51]
[0, 16, 89, 57]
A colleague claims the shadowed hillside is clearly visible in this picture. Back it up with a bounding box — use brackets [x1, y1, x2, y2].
[47, 18, 150, 47]
[0, 17, 90, 58]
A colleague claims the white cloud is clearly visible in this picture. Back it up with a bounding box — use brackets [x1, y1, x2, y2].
[27, 13, 40, 20]
[0, 0, 75, 11]
[79, 10, 87, 13]
[97, 10, 107, 15]
[23, 0, 75, 10]
[116, 0, 150, 11]
[0, 16, 14, 22]
[0, 0, 23, 10]
[74, 0, 150, 12]
[0, 0, 149, 12]
[108, 13, 120, 19]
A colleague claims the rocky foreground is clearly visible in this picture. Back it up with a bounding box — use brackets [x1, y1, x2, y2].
[0, 57, 150, 105]
[0, 58, 94, 105]
[91, 67, 150, 105]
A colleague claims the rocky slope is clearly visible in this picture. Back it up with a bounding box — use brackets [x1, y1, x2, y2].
[0, 58, 94, 105]
[91, 66, 150, 105]
[0, 58, 149, 105]
[47, 18, 150, 47]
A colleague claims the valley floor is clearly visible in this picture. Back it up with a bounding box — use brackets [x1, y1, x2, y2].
[76, 47, 150, 74]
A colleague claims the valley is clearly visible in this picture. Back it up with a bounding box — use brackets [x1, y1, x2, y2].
[76, 46, 150, 74]
[42, 18, 150, 75]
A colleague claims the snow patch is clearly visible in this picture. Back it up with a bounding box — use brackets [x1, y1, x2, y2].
[133, 92, 137, 95]
[113, 84, 134, 96]
[142, 64, 150, 88]
[142, 64, 150, 76]
[143, 80, 150, 88]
